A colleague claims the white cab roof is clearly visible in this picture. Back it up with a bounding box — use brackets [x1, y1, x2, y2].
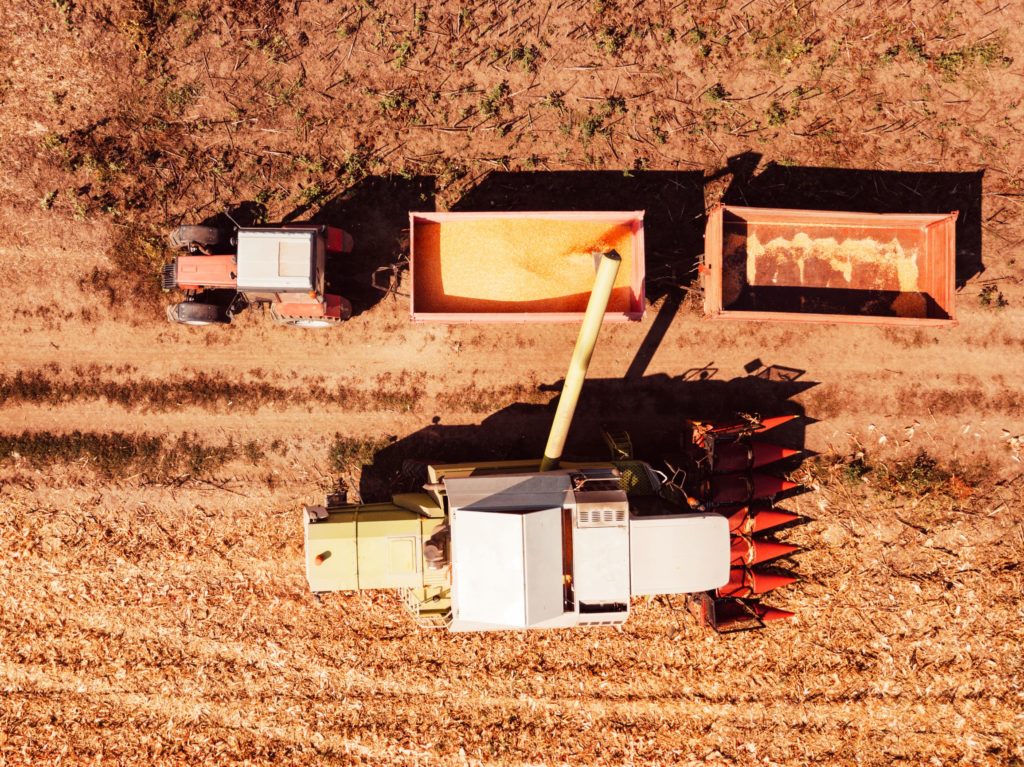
[236, 229, 315, 291]
[446, 474, 569, 630]
[629, 513, 730, 595]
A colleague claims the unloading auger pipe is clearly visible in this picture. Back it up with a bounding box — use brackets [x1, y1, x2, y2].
[540, 250, 622, 472]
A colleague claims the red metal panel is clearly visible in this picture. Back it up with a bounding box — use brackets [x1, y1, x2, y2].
[326, 227, 354, 254]
[174, 255, 237, 290]
[702, 204, 724, 317]
[274, 294, 350, 320]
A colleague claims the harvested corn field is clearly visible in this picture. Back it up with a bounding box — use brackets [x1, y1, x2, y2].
[2, 453, 1022, 766]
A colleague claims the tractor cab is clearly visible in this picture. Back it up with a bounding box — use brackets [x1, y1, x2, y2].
[164, 223, 354, 327]
[235, 228, 324, 304]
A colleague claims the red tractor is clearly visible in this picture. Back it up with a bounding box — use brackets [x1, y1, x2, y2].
[162, 223, 355, 327]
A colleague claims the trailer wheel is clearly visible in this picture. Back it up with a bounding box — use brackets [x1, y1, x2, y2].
[167, 301, 229, 325]
[168, 225, 223, 250]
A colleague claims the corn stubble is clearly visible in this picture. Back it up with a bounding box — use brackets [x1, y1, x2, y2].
[0, 453, 1020, 765]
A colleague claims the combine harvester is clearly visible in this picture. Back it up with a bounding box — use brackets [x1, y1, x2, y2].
[298, 201, 959, 630]
[304, 251, 805, 633]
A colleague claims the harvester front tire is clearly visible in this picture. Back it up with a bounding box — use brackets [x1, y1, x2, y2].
[168, 302, 229, 326]
[169, 225, 222, 250]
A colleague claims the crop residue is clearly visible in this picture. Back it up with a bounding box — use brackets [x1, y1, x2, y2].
[745, 232, 920, 292]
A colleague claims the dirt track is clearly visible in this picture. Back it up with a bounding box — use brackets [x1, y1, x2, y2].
[2, 235, 1021, 472]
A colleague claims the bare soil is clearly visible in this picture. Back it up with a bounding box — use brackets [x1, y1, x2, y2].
[2, 1, 1023, 765]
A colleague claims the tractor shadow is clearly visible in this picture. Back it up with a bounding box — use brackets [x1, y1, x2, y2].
[355, 363, 816, 502]
[198, 201, 269, 234]
[288, 174, 437, 317]
[715, 151, 984, 287]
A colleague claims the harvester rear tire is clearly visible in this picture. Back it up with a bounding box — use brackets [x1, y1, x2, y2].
[169, 225, 222, 250]
[168, 301, 229, 326]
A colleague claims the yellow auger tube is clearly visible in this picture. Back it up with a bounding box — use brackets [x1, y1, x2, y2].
[540, 250, 622, 472]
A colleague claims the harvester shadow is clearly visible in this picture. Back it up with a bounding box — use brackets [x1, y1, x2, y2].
[715, 151, 984, 287]
[287, 174, 437, 317]
[356, 369, 817, 502]
[450, 170, 707, 304]
[769, 514, 815, 535]
[625, 291, 681, 380]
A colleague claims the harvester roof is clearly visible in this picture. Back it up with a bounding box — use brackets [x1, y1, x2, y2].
[446, 473, 570, 631]
[236, 229, 317, 291]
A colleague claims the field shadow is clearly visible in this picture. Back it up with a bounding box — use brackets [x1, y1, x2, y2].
[450, 170, 707, 304]
[716, 151, 984, 287]
[195, 201, 270, 237]
[356, 363, 816, 502]
[290, 174, 437, 316]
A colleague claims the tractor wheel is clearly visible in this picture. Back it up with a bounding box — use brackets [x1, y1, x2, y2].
[169, 225, 223, 250]
[167, 301, 229, 326]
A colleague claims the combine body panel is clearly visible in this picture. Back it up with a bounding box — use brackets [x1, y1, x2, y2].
[409, 211, 646, 322]
[702, 204, 958, 326]
[304, 500, 447, 591]
[629, 514, 731, 596]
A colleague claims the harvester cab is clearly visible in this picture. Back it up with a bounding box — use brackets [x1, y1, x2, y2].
[163, 223, 354, 327]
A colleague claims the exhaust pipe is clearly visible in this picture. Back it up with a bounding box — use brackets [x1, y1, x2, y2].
[540, 250, 622, 472]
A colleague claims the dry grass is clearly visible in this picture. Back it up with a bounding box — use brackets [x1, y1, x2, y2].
[435, 380, 549, 414]
[0, 430, 243, 479]
[0, 367, 425, 413]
